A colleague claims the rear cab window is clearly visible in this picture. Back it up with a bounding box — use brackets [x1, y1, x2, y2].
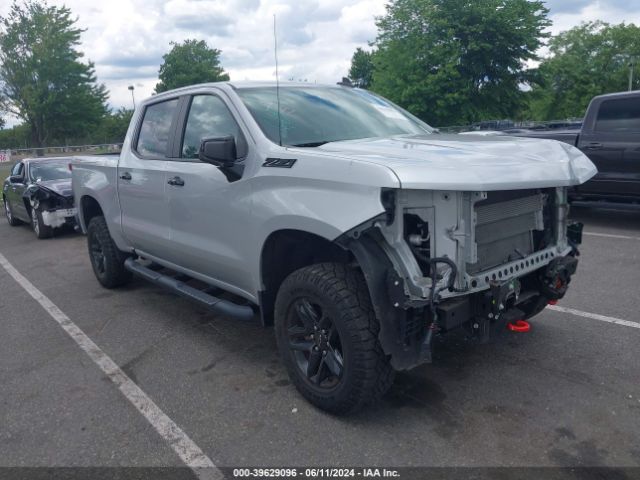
[594, 97, 640, 133]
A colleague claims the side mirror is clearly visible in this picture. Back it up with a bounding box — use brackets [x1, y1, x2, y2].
[9, 175, 23, 184]
[198, 136, 237, 168]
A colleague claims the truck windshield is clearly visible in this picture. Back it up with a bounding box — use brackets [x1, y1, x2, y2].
[29, 162, 71, 182]
[236, 86, 433, 147]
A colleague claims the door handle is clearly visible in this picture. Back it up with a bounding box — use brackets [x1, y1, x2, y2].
[119, 172, 132, 180]
[586, 142, 603, 150]
[167, 176, 185, 186]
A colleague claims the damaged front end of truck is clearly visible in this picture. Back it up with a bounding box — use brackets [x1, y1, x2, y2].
[338, 187, 583, 370]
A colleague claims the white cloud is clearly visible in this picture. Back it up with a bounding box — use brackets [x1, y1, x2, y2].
[1, 0, 640, 128]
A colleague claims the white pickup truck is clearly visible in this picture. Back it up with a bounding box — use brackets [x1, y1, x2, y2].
[72, 81, 596, 413]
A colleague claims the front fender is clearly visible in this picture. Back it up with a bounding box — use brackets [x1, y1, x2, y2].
[249, 176, 387, 293]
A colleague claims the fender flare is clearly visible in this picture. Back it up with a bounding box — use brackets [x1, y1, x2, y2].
[339, 232, 431, 370]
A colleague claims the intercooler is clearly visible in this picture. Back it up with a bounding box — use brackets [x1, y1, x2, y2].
[467, 191, 546, 273]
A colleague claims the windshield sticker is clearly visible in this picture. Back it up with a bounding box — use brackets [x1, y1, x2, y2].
[373, 104, 407, 120]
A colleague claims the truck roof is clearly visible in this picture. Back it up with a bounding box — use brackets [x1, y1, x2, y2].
[145, 81, 344, 103]
[591, 90, 640, 101]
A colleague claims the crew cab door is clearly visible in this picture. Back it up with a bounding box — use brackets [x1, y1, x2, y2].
[118, 97, 180, 256]
[163, 92, 254, 295]
[577, 96, 640, 198]
[5, 161, 29, 221]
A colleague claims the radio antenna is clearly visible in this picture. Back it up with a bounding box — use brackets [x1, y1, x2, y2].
[274, 14, 283, 146]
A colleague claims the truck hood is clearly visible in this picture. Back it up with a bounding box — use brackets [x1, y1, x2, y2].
[316, 134, 597, 190]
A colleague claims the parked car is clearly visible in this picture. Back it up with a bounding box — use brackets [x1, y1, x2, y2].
[72, 82, 596, 414]
[507, 91, 640, 206]
[2, 157, 77, 238]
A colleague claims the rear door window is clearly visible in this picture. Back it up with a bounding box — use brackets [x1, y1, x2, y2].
[135, 98, 180, 157]
[595, 97, 640, 133]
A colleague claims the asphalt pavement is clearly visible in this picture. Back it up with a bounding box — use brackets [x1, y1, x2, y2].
[0, 205, 639, 474]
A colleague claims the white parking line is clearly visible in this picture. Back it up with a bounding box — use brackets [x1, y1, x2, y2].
[584, 231, 640, 241]
[0, 252, 221, 480]
[547, 304, 640, 329]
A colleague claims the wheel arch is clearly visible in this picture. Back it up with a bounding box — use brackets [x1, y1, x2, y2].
[21, 196, 33, 218]
[258, 229, 351, 326]
[79, 195, 104, 232]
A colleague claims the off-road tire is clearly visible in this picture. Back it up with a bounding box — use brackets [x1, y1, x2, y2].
[87, 216, 132, 288]
[32, 209, 54, 239]
[4, 198, 22, 226]
[275, 263, 395, 414]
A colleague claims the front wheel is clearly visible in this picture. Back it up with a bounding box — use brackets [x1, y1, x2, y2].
[87, 216, 132, 288]
[275, 263, 394, 414]
[32, 209, 54, 239]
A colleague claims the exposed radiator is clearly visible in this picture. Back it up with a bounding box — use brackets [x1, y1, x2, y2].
[468, 193, 545, 273]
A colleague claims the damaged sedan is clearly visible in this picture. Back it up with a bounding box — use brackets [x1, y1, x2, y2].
[2, 157, 77, 239]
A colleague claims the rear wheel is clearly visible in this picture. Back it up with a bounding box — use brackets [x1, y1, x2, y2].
[31, 209, 54, 239]
[4, 198, 22, 226]
[275, 263, 394, 414]
[87, 216, 132, 288]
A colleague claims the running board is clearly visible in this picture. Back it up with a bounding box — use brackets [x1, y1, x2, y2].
[124, 258, 256, 322]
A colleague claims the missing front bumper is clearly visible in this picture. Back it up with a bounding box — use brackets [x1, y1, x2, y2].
[41, 208, 77, 228]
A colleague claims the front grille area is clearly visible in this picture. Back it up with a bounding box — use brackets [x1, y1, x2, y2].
[468, 190, 546, 273]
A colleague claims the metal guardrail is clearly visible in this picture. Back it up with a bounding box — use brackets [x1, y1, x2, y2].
[8, 143, 123, 158]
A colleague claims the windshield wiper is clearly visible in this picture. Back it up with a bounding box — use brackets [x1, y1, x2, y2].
[291, 141, 331, 147]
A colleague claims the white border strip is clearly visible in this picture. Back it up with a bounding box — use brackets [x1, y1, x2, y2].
[547, 304, 640, 329]
[0, 252, 221, 480]
[584, 231, 640, 241]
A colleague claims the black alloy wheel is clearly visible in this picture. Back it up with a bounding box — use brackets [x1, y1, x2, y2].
[287, 297, 345, 389]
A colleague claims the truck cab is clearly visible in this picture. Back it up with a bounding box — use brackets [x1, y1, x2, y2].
[574, 91, 640, 202]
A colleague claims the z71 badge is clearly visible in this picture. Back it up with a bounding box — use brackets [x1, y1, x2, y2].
[262, 158, 297, 168]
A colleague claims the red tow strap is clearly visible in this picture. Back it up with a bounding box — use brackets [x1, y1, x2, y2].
[507, 319, 531, 332]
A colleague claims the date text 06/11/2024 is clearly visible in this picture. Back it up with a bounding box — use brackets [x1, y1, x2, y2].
[232, 468, 401, 478]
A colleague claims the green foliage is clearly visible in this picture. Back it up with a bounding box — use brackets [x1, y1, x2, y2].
[97, 107, 133, 144]
[370, 0, 550, 126]
[0, 0, 108, 147]
[155, 39, 230, 93]
[0, 122, 30, 149]
[526, 21, 640, 120]
[0, 108, 132, 149]
[348, 48, 375, 88]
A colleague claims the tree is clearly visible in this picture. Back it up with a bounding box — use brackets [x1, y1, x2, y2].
[348, 48, 375, 88]
[0, 1, 108, 148]
[371, 0, 550, 126]
[99, 107, 133, 143]
[0, 122, 29, 149]
[526, 22, 640, 121]
[155, 39, 230, 93]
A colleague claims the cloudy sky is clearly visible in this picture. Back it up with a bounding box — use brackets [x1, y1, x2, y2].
[0, 0, 637, 123]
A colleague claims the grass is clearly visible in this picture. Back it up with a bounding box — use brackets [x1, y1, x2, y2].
[0, 162, 12, 180]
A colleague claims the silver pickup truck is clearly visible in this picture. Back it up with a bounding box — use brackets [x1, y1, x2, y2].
[72, 81, 596, 414]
